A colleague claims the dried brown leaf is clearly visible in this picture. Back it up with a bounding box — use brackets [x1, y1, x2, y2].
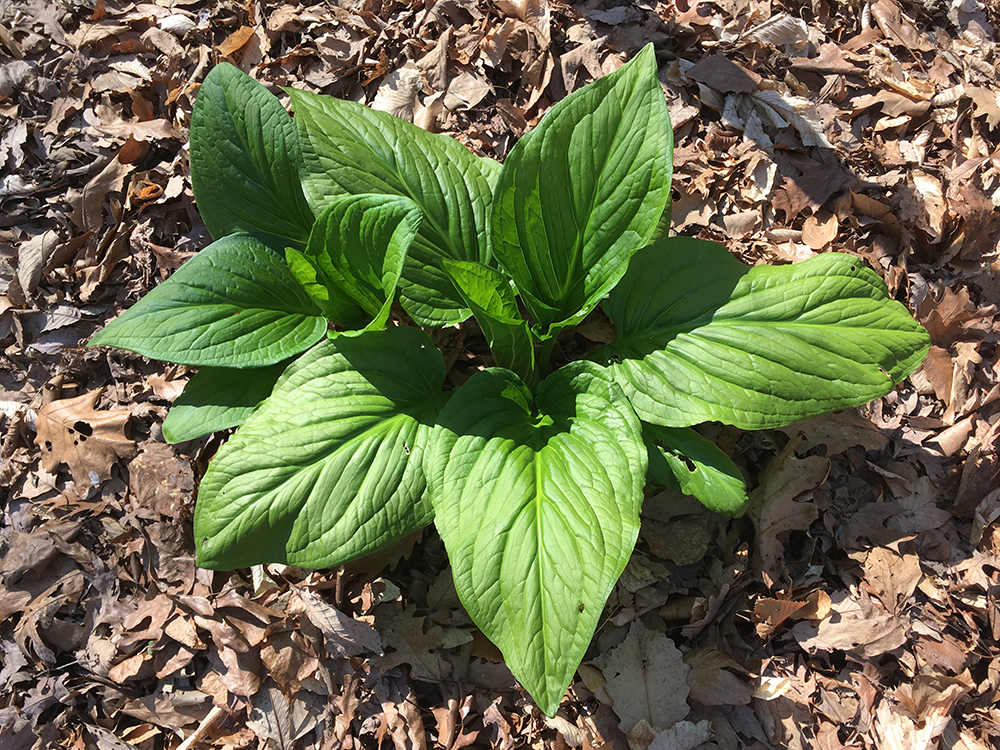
[34, 389, 136, 486]
[594, 620, 690, 734]
[801, 212, 839, 250]
[216, 26, 255, 57]
[860, 546, 922, 615]
[374, 603, 448, 682]
[750, 446, 829, 588]
[780, 409, 889, 456]
[791, 590, 908, 657]
[128, 442, 194, 517]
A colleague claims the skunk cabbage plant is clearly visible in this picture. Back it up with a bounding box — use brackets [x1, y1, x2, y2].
[89, 45, 929, 715]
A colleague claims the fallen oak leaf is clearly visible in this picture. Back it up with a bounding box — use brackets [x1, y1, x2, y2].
[34, 388, 137, 487]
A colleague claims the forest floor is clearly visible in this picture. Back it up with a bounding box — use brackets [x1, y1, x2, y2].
[1, 0, 1000, 748]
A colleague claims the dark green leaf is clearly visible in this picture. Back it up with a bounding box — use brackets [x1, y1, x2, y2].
[289, 90, 496, 326]
[190, 63, 313, 248]
[643, 424, 748, 516]
[299, 194, 422, 331]
[195, 327, 446, 569]
[162, 362, 288, 444]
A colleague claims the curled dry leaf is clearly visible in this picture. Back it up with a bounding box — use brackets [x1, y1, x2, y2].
[754, 589, 832, 638]
[801, 212, 839, 250]
[216, 26, 255, 57]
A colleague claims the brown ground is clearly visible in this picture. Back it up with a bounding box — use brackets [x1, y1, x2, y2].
[1, 0, 999, 748]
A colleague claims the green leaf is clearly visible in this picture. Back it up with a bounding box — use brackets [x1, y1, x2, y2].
[475, 153, 503, 190]
[300, 195, 422, 331]
[190, 63, 314, 248]
[285, 246, 364, 325]
[605, 238, 931, 429]
[194, 327, 446, 570]
[491, 44, 673, 338]
[162, 362, 287, 444]
[427, 362, 646, 716]
[442, 259, 535, 384]
[643, 424, 748, 516]
[289, 90, 495, 326]
[88, 235, 326, 368]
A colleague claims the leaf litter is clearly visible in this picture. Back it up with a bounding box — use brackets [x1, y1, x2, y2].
[1, 0, 999, 747]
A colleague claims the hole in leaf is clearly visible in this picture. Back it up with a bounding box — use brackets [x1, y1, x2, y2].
[73, 421, 94, 436]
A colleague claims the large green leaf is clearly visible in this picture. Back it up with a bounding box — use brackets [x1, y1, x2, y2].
[605, 238, 931, 429]
[443, 259, 535, 384]
[427, 362, 646, 716]
[289, 89, 496, 326]
[162, 362, 288, 444]
[194, 327, 446, 570]
[296, 194, 422, 332]
[491, 44, 672, 338]
[88, 235, 326, 368]
[190, 63, 314, 248]
[644, 424, 748, 516]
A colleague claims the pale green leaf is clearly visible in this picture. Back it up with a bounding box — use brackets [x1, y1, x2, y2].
[606, 238, 931, 429]
[442, 259, 535, 383]
[194, 327, 446, 569]
[427, 362, 645, 716]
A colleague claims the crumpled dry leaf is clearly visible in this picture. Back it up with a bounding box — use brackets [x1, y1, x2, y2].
[34, 389, 137, 486]
[886, 476, 952, 534]
[295, 588, 383, 659]
[858, 546, 922, 616]
[16, 229, 58, 298]
[791, 590, 908, 657]
[444, 71, 491, 111]
[374, 602, 448, 682]
[743, 14, 809, 52]
[68, 156, 133, 234]
[128, 442, 194, 517]
[372, 64, 422, 121]
[753, 589, 832, 637]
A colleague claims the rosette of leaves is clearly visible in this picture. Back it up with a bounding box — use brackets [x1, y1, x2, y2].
[89, 46, 929, 715]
